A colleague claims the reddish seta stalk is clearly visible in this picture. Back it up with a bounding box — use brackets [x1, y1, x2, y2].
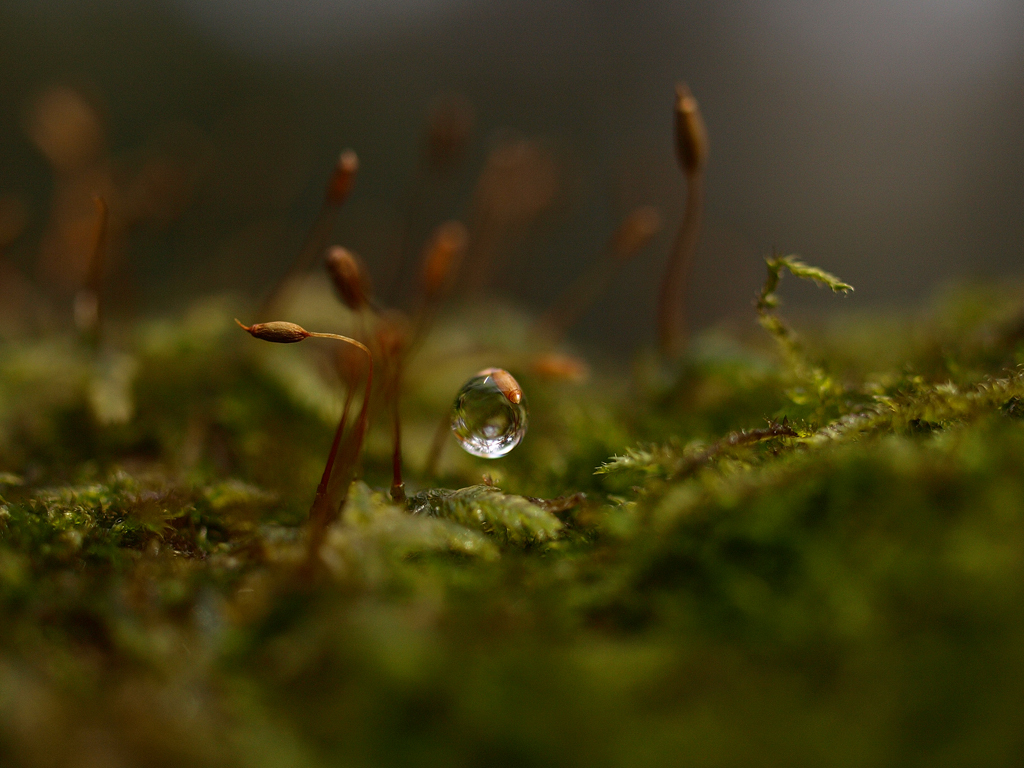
[389, 363, 405, 503]
[657, 83, 709, 358]
[237, 319, 373, 557]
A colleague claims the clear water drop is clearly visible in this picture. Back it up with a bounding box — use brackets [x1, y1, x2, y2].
[451, 368, 528, 458]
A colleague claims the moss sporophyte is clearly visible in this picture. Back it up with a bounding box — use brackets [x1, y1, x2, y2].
[236, 319, 373, 535]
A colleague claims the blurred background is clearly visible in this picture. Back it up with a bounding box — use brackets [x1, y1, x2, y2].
[1, 0, 1022, 353]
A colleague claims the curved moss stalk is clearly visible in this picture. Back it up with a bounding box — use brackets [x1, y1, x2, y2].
[304, 331, 373, 529]
[236, 320, 373, 553]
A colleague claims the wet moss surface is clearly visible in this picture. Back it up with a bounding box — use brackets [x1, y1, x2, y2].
[3, 269, 1024, 766]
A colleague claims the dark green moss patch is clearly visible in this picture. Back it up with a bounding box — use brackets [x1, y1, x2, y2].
[4, 273, 1024, 766]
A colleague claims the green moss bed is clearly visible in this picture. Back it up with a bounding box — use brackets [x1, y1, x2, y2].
[3, 261, 1024, 767]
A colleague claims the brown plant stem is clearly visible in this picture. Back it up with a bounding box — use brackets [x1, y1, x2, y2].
[260, 152, 358, 319]
[389, 362, 405, 502]
[405, 222, 469, 357]
[657, 83, 709, 358]
[373, 318, 410, 502]
[305, 332, 373, 514]
[386, 164, 428, 303]
[534, 246, 615, 344]
[537, 207, 660, 345]
[670, 421, 797, 481]
[388, 96, 473, 304]
[309, 378, 358, 521]
[260, 209, 338, 318]
[305, 339, 372, 559]
[237, 318, 372, 570]
[461, 209, 501, 294]
[656, 172, 704, 357]
[75, 195, 109, 343]
[424, 406, 452, 479]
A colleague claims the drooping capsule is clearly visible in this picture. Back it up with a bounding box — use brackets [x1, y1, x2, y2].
[235, 319, 311, 343]
[451, 368, 527, 458]
[325, 246, 372, 311]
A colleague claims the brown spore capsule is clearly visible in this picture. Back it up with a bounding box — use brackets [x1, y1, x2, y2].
[531, 353, 590, 383]
[235, 319, 311, 343]
[25, 86, 104, 173]
[612, 206, 662, 262]
[421, 220, 469, 299]
[477, 367, 523, 404]
[325, 246, 372, 311]
[475, 139, 558, 226]
[325, 150, 359, 205]
[674, 83, 709, 177]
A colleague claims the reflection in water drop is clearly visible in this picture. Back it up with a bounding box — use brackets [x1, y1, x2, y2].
[452, 368, 527, 458]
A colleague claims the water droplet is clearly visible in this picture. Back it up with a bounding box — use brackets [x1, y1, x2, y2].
[451, 368, 528, 458]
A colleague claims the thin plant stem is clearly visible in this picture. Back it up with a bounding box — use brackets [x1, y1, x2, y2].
[260, 152, 357, 319]
[305, 333, 373, 538]
[375, 321, 408, 502]
[538, 207, 660, 345]
[462, 210, 500, 294]
[424, 406, 451, 478]
[389, 362, 405, 501]
[310, 380, 357, 514]
[657, 172, 704, 357]
[386, 164, 427, 304]
[406, 221, 469, 355]
[657, 83, 708, 358]
[260, 204, 339, 319]
[535, 242, 616, 345]
[75, 195, 108, 343]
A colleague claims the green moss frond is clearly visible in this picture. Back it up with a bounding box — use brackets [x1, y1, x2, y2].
[407, 485, 563, 545]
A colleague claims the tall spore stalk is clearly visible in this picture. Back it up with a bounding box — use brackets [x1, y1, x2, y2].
[325, 245, 409, 501]
[657, 83, 709, 358]
[535, 206, 661, 344]
[259, 151, 358, 318]
[75, 195, 108, 343]
[236, 319, 373, 557]
[388, 96, 474, 303]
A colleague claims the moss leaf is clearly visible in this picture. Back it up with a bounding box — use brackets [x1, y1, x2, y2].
[407, 485, 563, 545]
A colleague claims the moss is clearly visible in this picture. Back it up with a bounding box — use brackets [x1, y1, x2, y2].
[3, 263, 1024, 766]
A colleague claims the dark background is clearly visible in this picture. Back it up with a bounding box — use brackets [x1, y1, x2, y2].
[2, 0, 1022, 352]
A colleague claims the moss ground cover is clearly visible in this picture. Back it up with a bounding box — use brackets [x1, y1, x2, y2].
[2, 261, 1024, 766]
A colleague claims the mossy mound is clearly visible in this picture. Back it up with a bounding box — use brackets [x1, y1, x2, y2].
[3, 267, 1024, 766]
